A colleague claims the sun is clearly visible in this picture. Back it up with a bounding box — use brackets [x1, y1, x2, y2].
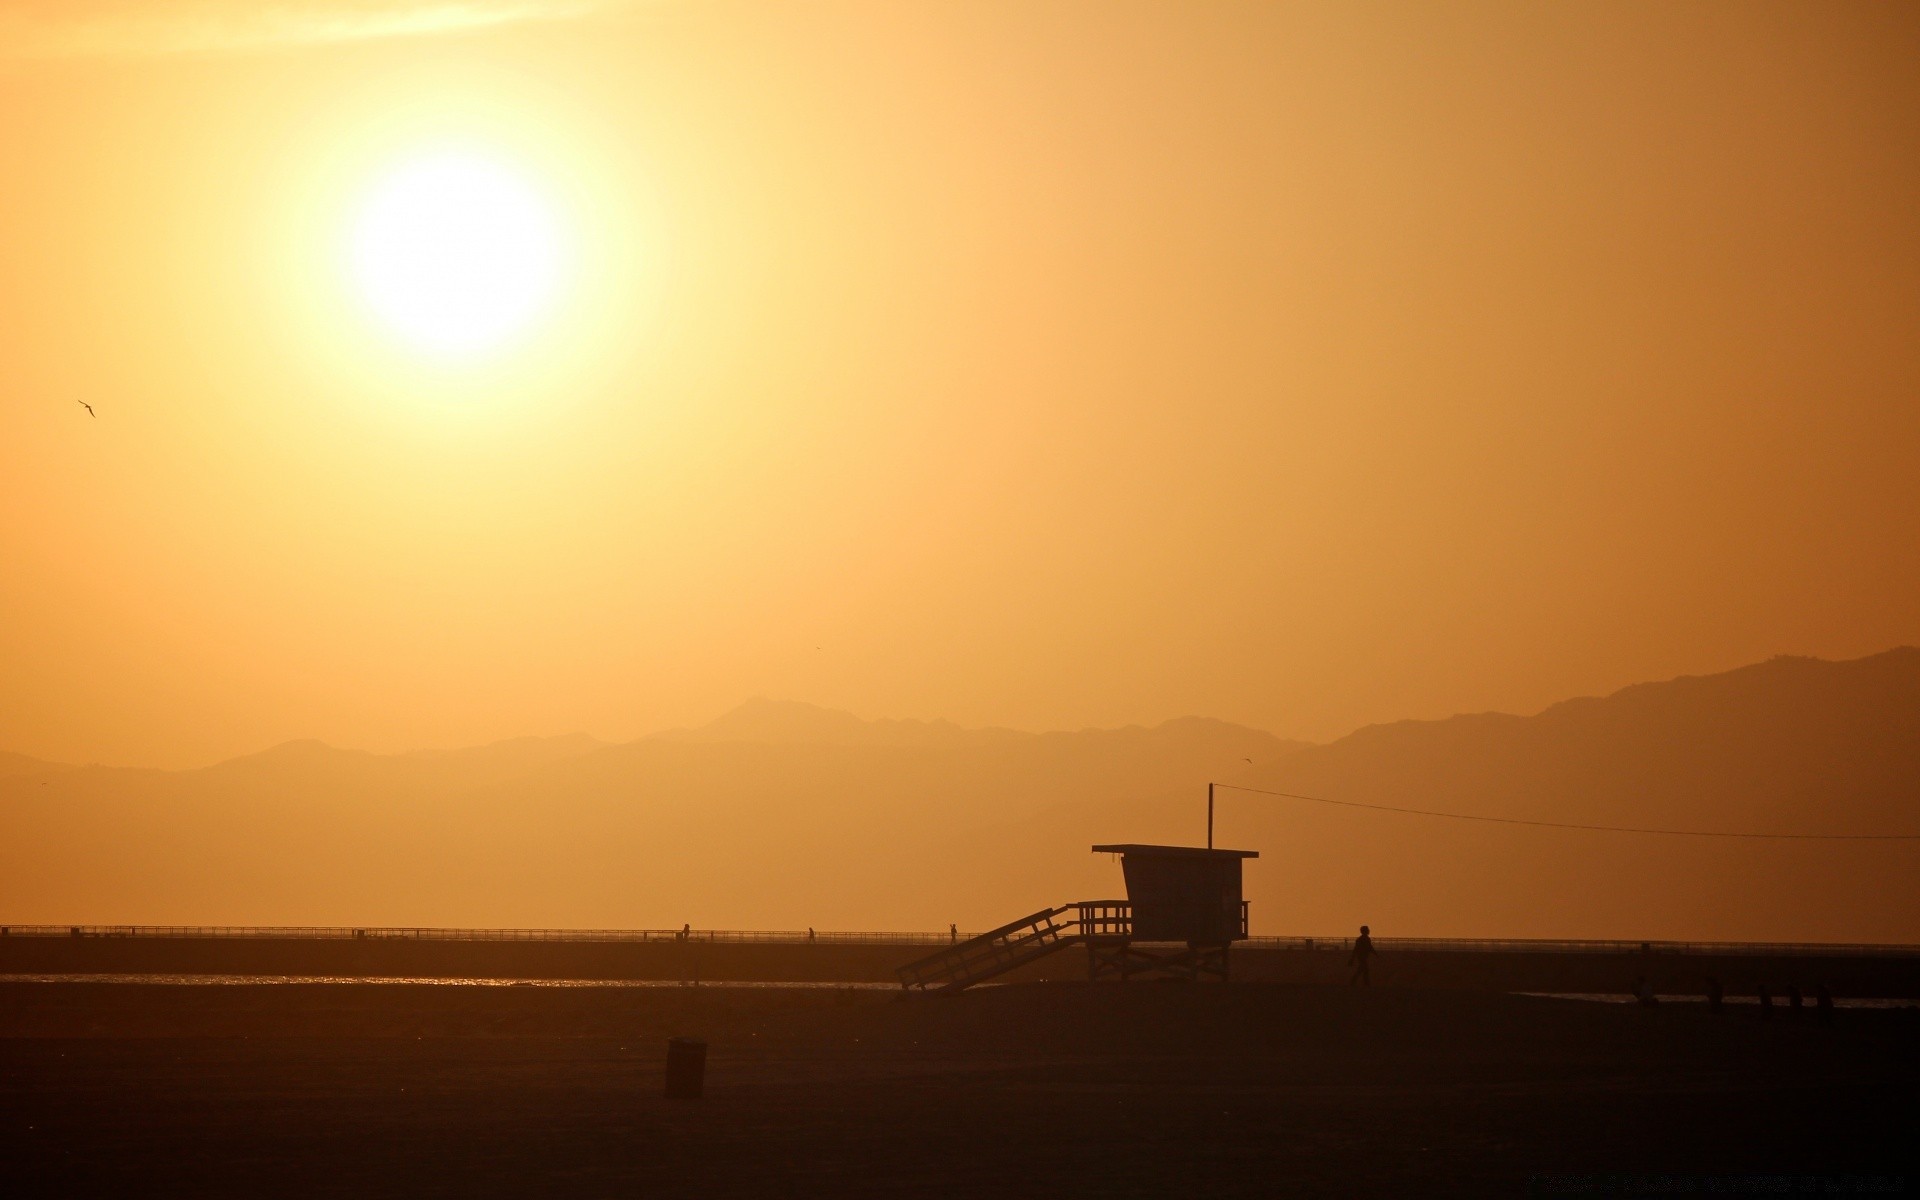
[347, 147, 568, 359]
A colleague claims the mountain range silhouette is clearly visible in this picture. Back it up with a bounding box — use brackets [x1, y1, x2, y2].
[3, 649, 1915, 940]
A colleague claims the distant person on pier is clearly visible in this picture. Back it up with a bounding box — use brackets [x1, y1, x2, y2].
[950, 923, 958, 944]
[1788, 984, 1803, 1013]
[677, 924, 690, 943]
[1816, 983, 1835, 1027]
[807, 927, 815, 943]
[1706, 976, 1724, 1015]
[1634, 976, 1659, 1006]
[1758, 984, 1772, 1019]
[1348, 925, 1377, 986]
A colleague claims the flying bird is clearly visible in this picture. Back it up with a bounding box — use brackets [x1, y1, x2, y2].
[76, 400, 95, 417]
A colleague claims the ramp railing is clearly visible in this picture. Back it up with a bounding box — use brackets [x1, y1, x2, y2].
[896, 900, 1134, 993]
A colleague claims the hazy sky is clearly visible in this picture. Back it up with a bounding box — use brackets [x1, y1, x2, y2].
[3, 1, 1917, 768]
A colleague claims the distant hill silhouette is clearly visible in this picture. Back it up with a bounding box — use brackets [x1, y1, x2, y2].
[0, 751, 76, 779]
[1260, 648, 1920, 834]
[1227, 648, 1920, 941]
[1, 652, 1915, 940]
[0, 712, 1301, 931]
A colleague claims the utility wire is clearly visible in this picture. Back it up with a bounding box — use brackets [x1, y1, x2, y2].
[1209, 782, 1920, 840]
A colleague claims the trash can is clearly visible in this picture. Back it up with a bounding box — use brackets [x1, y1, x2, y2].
[664, 1036, 707, 1099]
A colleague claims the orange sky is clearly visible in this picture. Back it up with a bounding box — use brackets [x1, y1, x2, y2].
[3, 1, 1917, 769]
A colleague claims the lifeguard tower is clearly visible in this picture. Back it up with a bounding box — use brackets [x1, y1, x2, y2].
[895, 842, 1258, 993]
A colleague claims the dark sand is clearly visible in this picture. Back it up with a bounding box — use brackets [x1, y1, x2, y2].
[1, 981, 1913, 1197]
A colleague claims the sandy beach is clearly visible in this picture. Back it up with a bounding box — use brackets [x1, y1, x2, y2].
[2, 980, 1912, 1197]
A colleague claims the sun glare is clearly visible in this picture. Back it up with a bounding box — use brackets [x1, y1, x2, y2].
[347, 148, 567, 359]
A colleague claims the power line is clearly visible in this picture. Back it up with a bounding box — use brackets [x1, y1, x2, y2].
[1209, 782, 1920, 841]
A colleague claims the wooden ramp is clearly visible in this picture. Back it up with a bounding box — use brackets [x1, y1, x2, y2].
[896, 902, 1131, 994]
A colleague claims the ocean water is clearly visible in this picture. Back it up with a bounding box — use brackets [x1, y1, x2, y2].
[1522, 991, 1913, 1009]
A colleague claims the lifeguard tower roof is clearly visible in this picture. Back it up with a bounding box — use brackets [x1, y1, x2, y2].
[1092, 843, 1257, 943]
[1091, 844, 1258, 860]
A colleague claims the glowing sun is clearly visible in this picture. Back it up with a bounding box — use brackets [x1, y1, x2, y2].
[348, 148, 567, 359]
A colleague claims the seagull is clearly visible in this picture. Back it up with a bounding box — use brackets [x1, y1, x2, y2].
[76, 400, 95, 417]
[1243, 757, 1253, 764]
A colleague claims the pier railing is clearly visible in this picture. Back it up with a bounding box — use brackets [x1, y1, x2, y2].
[1245, 935, 1920, 957]
[0, 925, 1914, 957]
[0, 924, 946, 946]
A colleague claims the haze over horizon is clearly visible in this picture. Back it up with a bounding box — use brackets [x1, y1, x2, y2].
[5, 645, 1917, 773]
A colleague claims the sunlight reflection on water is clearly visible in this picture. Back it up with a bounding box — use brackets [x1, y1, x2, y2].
[0, 973, 897, 989]
[1522, 992, 1912, 1009]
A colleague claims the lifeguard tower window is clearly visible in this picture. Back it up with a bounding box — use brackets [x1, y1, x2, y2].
[1092, 844, 1257, 943]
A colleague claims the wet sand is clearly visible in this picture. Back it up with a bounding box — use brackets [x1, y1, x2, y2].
[1, 981, 1913, 1197]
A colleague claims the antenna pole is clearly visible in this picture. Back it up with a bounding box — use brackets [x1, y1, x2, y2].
[1208, 782, 1214, 849]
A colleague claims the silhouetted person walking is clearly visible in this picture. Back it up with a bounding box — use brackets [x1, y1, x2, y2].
[1816, 983, 1835, 1027]
[1758, 984, 1772, 1019]
[1348, 925, 1377, 986]
[1788, 984, 1803, 1014]
[1634, 975, 1659, 1006]
[1706, 976, 1724, 1015]
[950, 923, 958, 944]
